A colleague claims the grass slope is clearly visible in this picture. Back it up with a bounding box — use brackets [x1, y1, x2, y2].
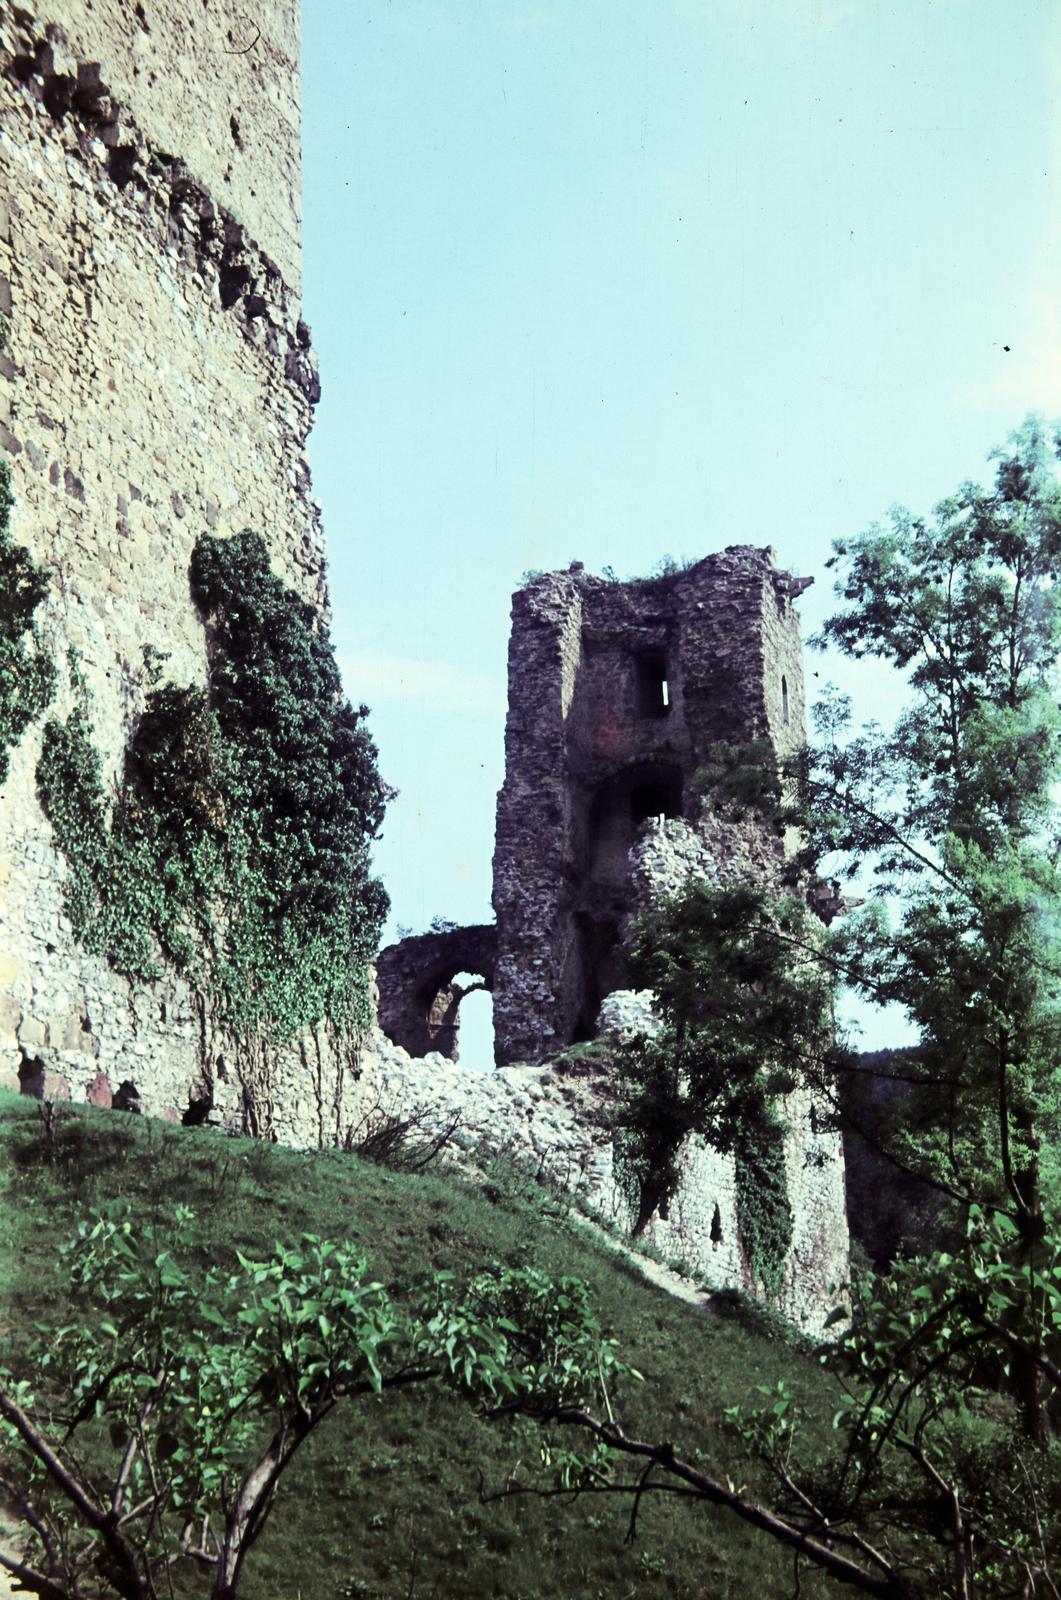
[0, 1093, 837, 1599]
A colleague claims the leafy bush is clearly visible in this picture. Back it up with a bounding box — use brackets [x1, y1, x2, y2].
[0, 1202, 621, 1600]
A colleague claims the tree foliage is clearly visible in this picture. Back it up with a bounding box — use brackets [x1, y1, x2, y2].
[615, 879, 832, 1289]
[591, 421, 1061, 1595]
[0, 1206, 623, 1600]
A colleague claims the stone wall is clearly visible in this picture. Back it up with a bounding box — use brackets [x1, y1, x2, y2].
[375, 924, 496, 1062]
[0, 0, 337, 1139]
[356, 1005, 846, 1338]
[0, 4, 849, 1335]
[8, 0, 303, 290]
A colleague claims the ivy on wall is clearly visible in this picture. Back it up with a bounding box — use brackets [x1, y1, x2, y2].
[733, 1118, 793, 1298]
[0, 458, 56, 783]
[36, 530, 391, 1043]
[618, 877, 832, 1298]
[37, 666, 224, 978]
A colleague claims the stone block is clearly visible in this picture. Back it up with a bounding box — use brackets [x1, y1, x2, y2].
[86, 1070, 112, 1107]
[17, 1015, 46, 1048]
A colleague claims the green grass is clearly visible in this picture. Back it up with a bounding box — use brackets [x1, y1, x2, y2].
[0, 1092, 838, 1599]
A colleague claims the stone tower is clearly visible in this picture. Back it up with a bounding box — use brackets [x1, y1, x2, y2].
[0, 2, 330, 1133]
[491, 548, 812, 1064]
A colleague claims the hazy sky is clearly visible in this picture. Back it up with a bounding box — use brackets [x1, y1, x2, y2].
[300, 0, 1060, 1054]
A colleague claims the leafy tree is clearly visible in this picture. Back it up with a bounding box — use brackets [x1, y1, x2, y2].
[0, 1205, 621, 1600]
[589, 421, 1061, 1594]
[806, 417, 1061, 1445]
[615, 880, 832, 1293]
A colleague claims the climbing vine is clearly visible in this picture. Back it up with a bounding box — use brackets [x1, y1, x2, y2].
[617, 878, 830, 1297]
[733, 1117, 793, 1297]
[37, 664, 224, 978]
[36, 530, 391, 1043]
[0, 458, 56, 783]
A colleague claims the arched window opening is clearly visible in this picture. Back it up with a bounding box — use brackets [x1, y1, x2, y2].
[422, 969, 492, 1068]
[781, 674, 790, 726]
[451, 977, 494, 1071]
[711, 1203, 723, 1244]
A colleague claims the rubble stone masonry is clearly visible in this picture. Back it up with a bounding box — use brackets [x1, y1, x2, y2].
[492, 550, 809, 1065]
[0, 0, 334, 1137]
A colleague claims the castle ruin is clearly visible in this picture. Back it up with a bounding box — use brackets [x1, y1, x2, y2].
[377, 547, 813, 1068]
[0, 0, 848, 1332]
[492, 549, 811, 1062]
[0, 0, 335, 1139]
[372, 553, 849, 1333]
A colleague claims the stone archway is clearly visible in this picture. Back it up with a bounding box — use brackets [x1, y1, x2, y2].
[375, 924, 497, 1064]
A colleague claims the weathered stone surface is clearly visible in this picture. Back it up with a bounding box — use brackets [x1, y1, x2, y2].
[596, 988, 659, 1040]
[0, 1, 335, 1147]
[85, 1069, 112, 1107]
[484, 553, 849, 1329]
[0, 3, 850, 1337]
[350, 1024, 845, 1336]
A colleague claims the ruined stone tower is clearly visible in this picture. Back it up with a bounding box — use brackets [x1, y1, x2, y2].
[491, 548, 812, 1064]
[371, 551, 848, 1331]
[0, 2, 331, 1133]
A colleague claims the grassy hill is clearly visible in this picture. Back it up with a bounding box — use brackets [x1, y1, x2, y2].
[0, 1091, 838, 1599]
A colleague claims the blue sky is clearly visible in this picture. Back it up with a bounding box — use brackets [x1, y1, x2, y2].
[300, 0, 1060, 1053]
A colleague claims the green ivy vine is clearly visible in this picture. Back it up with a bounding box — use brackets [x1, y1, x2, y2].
[0, 458, 56, 783]
[733, 1117, 793, 1297]
[36, 530, 391, 1042]
[617, 876, 832, 1299]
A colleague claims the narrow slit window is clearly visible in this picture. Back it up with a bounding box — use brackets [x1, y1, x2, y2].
[781, 674, 790, 726]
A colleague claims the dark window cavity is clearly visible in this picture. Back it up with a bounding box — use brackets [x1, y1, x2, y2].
[636, 653, 670, 718]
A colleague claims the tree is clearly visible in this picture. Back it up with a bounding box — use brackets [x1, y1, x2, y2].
[578, 420, 1061, 1595]
[0, 1204, 620, 1600]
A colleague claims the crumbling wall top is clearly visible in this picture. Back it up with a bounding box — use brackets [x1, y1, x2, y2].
[5, 0, 303, 293]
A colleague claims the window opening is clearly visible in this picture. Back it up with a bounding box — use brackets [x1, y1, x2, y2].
[782, 674, 790, 725]
[453, 983, 494, 1071]
[636, 653, 670, 718]
[711, 1203, 723, 1244]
